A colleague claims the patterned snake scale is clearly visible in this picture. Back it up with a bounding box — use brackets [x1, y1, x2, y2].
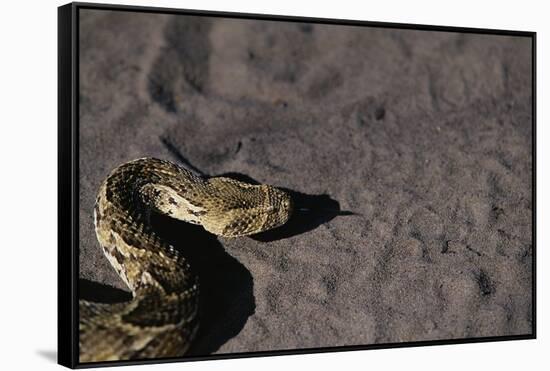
[79, 158, 293, 362]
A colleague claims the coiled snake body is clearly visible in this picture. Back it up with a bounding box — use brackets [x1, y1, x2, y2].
[79, 158, 292, 362]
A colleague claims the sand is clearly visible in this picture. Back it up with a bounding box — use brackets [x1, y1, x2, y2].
[77, 9, 533, 356]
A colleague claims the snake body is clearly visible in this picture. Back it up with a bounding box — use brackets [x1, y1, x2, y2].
[79, 158, 292, 362]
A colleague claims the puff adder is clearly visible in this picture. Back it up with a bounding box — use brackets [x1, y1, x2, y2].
[79, 157, 293, 362]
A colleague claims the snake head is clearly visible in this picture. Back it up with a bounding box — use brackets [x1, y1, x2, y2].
[261, 185, 293, 232]
[201, 182, 293, 238]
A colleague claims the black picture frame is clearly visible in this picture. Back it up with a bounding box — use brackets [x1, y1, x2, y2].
[58, 2, 536, 368]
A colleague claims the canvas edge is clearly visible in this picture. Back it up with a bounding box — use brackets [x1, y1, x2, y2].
[72, 1, 535, 36]
[58, 3, 79, 369]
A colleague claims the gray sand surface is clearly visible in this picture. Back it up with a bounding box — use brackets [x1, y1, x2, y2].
[78, 9, 533, 355]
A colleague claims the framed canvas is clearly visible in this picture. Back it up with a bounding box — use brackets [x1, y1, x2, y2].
[58, 2, 536, 368]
